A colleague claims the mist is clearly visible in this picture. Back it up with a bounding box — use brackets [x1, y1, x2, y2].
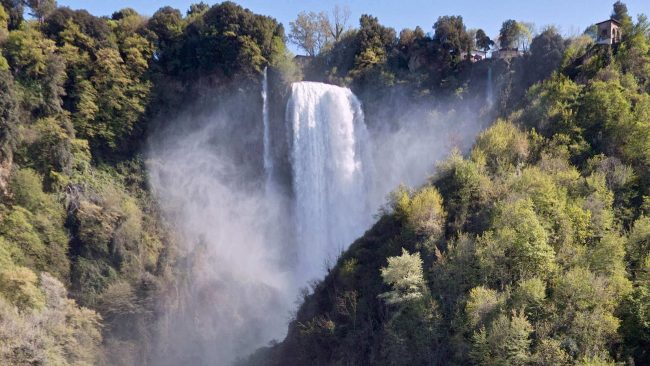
[145, 72, 490, 365]
[369, 104, 490, 208]
[146, 88, 296, 365]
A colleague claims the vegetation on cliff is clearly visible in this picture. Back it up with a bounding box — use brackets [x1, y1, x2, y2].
[0, 0, 648, 365]
[252, 3, 650, 365]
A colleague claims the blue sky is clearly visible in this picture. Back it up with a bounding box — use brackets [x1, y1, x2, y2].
[57, 0, 650, 54]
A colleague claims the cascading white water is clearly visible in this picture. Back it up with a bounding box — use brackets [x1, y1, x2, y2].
[286, 82, 373, 281]
[486, 65, 494, 106]
[262, 67, 272, 189]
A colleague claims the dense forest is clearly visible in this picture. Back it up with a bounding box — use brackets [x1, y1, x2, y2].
[0, 0, 648, 365]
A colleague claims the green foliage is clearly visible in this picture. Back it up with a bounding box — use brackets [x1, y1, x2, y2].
[1, 169, 69, 279]
[14, 117, 76, 184]
[615, 15, 650, 89]
[82, 47, 149, 150]
[288, 11, 331, 56]
[352, 14, 395, 76]
[472, 119, 529, 173]
[465, 286, 501, 328]
[381, 298, 441, 365]
[380, 249, 426, 305]
[149, 1, 284, 79]
[628, 215, 650, 279]
[0, 273, 102, 365]
[509, 277, 545, 319]
[0, 0, 22, 30]
[392, 185, 446, 255]
[612, 1, 633, 33]
[0, 1, 293, 364]
[475, 29, 494, 52]
[530, 338, 571, 365]
[0, 265, 44, 310]
[0, 4, 8, 43]
[433, 16, 472, 62]
[577, 78, 631, 154]
[521, 75, 585, 153]
[528, 27, 566, 82]
[618, 286, 650, 363]
[4, 26, 57, 80]
[478, 198, 556, 287]
[499, 19, 521, 49]
[470, 311, 533, 366]
[2, 1, 650, 365]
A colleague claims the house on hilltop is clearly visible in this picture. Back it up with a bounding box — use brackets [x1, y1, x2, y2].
[294, 55, 313, 68]
[492, 47, 522, 60]
[464, 50, 487, 62]
[596, 18, 622, 45]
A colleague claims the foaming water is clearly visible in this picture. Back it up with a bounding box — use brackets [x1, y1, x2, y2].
[286, 82, 374, 280]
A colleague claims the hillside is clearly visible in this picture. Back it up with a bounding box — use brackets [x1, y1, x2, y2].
[248, 6, 650, 366]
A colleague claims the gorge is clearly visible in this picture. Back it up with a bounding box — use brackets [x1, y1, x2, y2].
[147, 72, 482, 363]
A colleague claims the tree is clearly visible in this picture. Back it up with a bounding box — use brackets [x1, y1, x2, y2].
[16, 116, 75, 179]
[612, 1, 633, 33]
[0, 272, 102, 365]
[619, 286, 650, 364]
[186, 2, 284, 76]
[477, 198, 556, 287]
[24, 0, 57, 22]
[515, 22, 533, 52]
[5, 169, 69, 279]
[328, 5, 350, 42]
[465, 286, 501, 328]
[433, 15, 472, 60]
[405, 186, 446, 240]
[553, 267, 622, 357]
[577, 78, 632, 156]
[471, 312, 533, 366]
[85, 47, 150, 151]
[357, 14, 396, 53]
[288, 6, 350, 56]
[525, 27, 566, 85]
[0, 4, 8, 42]
[353, 14, 396, 72]
[4, 26, 57, 79]
[475, 29, 494, 51]
[379, 249, 426, 305]
[628, 216, 650, 278]
[187, 1, 208, 17]
[616, 15, 650, 90]
[499, 19, 519, 49]
[110, 7, 137, 21]
[472, 119, 529, 172]
[289, 11, 331, 56]
[147, 6, 184, 72]
[0, 69, 18, 163]
[0, 0, 23, 30]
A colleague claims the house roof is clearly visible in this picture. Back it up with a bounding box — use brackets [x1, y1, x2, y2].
[595, 18, 622, 26]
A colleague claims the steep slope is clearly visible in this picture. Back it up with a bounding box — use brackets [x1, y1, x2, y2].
[249, 12, 650, 366]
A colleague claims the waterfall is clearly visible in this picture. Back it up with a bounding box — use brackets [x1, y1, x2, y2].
[147, 73, 485, 364]
[286, 82, 373, 281]
[486, 65, 494, 106]
[262, 67, 273, 190]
